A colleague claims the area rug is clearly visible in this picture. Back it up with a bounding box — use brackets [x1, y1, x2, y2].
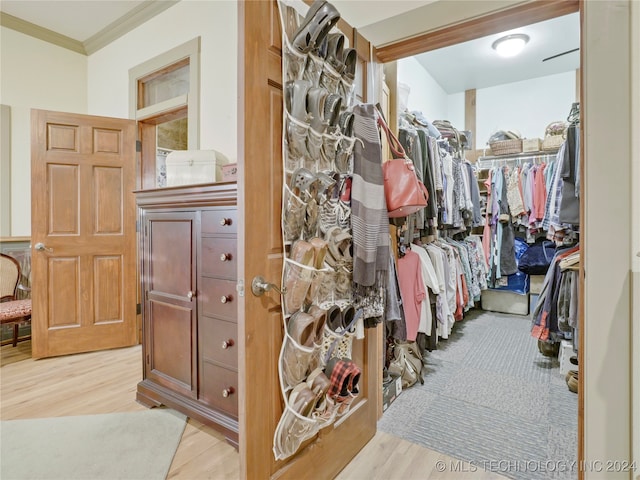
[378, 310, 578, 480]
[1, 408, 187, 480]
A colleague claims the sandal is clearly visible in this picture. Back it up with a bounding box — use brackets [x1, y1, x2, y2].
[290, 0, 340, 54]
[325, 226, 352, 270]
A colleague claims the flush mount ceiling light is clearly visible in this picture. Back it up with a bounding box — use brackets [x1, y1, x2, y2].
[492, 34, 530, 57]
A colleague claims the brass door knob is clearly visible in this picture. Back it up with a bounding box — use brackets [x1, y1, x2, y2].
[221, 339, 234, 349]
[219, 218, 232, 226]
[222, 387, 235, 398]
[220, 253, 232, 261]
[220, 295, 232, 304]
[187, 291, 196, 300]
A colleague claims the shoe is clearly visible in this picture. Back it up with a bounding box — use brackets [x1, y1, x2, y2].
[291, 0, 340, 54]
[538, 340, 560, 357]
[288, 310, 317, 348]
[342, 48, 357, 82]
[324, 33, 345, 73]
[308, 305, 328, 344]
[566, 371, 578, 393]
[307, 87, 329, 133]
[324, 94, 342, 131]
[325, 226, 352, 270]
[285, 79, 312, 122]
[565, 369, 578, 382]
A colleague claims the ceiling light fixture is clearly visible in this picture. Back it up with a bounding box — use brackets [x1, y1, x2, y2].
[492, 34, 530, 58]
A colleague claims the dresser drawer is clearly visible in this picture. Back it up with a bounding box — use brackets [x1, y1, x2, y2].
[200, 317, 238, 369]
[200, 278, 237, 322]
[201, 237, 237, 280]
[202, 208, 237, 235]
[200, 363, 238, 417]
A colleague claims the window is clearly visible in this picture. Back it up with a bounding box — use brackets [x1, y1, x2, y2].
[129, 38, 200, 188]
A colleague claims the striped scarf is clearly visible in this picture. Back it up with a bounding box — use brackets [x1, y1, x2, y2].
[351, 104, 390, 286]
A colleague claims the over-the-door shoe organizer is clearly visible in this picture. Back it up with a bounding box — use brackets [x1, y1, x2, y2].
[273, 0, 363, 461]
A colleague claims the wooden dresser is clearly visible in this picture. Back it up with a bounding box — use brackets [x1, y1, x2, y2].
[135, 182, 239, 447]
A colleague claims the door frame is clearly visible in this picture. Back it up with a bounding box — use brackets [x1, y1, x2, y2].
[372, 0, 589, 476]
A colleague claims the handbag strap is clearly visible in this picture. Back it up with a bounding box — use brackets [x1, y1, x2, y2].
[376, 111, 407, 160]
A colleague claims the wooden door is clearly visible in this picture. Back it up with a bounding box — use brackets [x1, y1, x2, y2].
[142, 211, 197, 399]
[238, 2, 378, 479]
[31, 109, 137, 358]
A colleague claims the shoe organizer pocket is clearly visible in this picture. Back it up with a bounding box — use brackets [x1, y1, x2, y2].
[305, 129, 323, 168]
[283, 40, 307, 81]
[280, 328, 315, 390]
[285, 114, 309, 166]
[319, 62, 342, 95]
[273, 401, 319, 461]
[319, 132, 340, 171]
[282, 184, 306, 242]
[335, 136, 357, 174]
[302, 53, 324, 87]
[320, 323, 355, 366]
[282, 258, 317, 315]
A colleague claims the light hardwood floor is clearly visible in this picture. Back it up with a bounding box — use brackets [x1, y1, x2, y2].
[1, 342, 506, 480]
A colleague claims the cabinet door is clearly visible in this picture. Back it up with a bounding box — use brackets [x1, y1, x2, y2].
[143, 211, 198, 399]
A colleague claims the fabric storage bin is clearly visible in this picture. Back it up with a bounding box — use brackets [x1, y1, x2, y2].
[166, 150, 229, 186]
[522, 138, 542, 152]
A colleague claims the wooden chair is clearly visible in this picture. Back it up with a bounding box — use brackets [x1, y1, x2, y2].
[0, 253, 32, 347]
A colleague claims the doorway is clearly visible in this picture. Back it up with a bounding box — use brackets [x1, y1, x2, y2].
[373, 2, 583, 479]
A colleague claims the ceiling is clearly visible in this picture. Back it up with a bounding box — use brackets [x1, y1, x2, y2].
[0, 0, 579, 93]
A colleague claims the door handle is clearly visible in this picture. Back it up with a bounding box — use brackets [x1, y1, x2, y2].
[251, 276, 286, 297]
[187, 291, 196, 300]
[34, 242, 53, 253]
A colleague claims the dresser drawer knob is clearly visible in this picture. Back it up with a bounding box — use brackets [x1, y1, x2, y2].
[219, 218, 232, 226]
[222, 387, 235, 398]
[220, 253, 232, 262]
[222, 339, 234, 349]
[220, 295, 232, 304]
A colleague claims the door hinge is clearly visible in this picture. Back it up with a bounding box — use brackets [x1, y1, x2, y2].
[136, 140, 142, 152]
[236, 279, 245, 297]
[136, 303, 141, 315]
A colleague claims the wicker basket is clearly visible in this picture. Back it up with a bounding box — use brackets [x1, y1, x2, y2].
[489, 138, 523, 156]
[522, 138, 542, 153]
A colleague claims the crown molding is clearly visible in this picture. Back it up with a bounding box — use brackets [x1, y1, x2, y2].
[0, 12, 86, 55]
[83, 0, 180, 55]
[1, 0, 180, 56]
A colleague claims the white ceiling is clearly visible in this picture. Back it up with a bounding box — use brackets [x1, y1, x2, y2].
[415, 12, 580, 94]
[0, 0, 579, 93]
[1, 0, 146, 42]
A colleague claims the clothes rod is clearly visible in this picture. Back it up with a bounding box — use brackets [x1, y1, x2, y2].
[475, 151, 558, 168]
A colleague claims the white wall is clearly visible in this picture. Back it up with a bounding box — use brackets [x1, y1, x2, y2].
[0, 27, 88, 236]
[630, 0, 640, 471]
[475, 71, 575, 146]
[583, 1, 632, 476]
[401, 66, 575, 148]
[87, 0, 237, 162]
[398, 56, 448, 121]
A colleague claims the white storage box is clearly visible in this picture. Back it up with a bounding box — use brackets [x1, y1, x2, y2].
[165, 149, 229, 186]
[481, 289, 529, 315]
[558, 339, 575, 376]
[529, 275, 545, 295]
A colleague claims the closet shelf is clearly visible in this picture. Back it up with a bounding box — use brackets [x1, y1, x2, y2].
[476, 150, 559, 169]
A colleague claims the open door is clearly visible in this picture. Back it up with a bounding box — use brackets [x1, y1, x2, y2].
[238, 2, 379, 478]
[30, 109, 137, 359]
